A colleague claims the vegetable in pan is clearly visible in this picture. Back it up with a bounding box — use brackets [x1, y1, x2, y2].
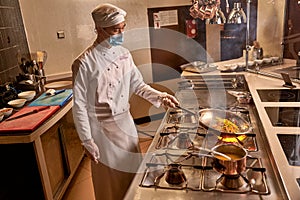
[213, 117, 240, 133]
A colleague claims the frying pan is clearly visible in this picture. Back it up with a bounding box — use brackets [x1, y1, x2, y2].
[198, 108, 252, 136]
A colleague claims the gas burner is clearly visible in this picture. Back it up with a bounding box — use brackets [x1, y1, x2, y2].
[165, 163, 187, 186]
[202, 156, 269, 194]
[152, 163, 188, 187]
[216, 134, 247, 145]
[215, 134, 257, 152]
[216, 174, 249, 189]
[156, 126, 205, 149]
[176, 133, 193, 149]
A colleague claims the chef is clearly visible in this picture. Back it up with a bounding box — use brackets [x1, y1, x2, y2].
[71, 3, 179, 200]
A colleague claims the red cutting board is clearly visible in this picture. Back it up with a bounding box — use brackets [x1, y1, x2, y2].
[0, 106, 60, 133]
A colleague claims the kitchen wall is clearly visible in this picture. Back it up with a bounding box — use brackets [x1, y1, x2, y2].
[0, 0, 29, 84]
[18, 0, 286, 82]
[19, 0, 190, 82]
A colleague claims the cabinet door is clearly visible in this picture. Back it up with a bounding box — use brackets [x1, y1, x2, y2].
[41, 123, 66, 196]
[59, 109, 84, 173]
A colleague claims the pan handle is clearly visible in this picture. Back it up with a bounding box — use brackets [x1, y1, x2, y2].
[198, 147, 232, 160]
[176, 105, 197, 115]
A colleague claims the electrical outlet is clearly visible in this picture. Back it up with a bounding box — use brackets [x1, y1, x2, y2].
[57, 31, 65, 39]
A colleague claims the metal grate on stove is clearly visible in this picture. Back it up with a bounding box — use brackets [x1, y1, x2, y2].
[140, 151, 269, 195]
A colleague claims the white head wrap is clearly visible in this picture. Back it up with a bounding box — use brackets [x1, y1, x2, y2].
[92, 3, 126, 28]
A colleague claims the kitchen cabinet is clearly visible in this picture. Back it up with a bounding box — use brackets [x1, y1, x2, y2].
[0, 100, 84, 200]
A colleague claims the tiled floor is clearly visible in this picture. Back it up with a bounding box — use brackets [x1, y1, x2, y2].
[62, 121, 160, 200]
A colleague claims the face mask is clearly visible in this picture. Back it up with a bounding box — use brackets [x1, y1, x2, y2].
[108, 33, 124, 46]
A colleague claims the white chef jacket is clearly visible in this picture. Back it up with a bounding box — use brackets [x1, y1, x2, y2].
[72, 40, 168, 172]
[72, 41, 164, 142]
[72, 41, 168, 200]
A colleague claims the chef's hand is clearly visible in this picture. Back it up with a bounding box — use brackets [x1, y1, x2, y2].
[159, 93, 179, 108]
[82, 139, 100, 164]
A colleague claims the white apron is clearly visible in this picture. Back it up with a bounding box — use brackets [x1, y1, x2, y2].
[90, 111, 142, 200]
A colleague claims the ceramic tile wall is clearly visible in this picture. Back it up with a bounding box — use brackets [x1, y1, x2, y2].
[0, 0, 29, 84]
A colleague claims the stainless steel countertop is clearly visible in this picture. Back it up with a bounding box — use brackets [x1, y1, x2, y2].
[125, 109, 287, 199]
[125, 58, 300, 199]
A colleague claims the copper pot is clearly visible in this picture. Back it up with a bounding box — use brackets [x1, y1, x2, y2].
[211, 144, 247, 175]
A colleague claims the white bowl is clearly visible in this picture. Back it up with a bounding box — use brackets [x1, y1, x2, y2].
[7, 99, 27, 108]
[0, 107, 13, 117]
[0, 113, 4, 122]
[254, 59, 264, 65]
[263, 58, 272, 64]
[247, 61, 255, 67]
[271, 56, 279, 62]
[18, 91, 36, 101]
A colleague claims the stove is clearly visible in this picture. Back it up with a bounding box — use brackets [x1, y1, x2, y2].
[265, 107, 300, 127]
[129, 75, 287, 199]
[257, 89, 300, 102]
[140, 105, 268, 194]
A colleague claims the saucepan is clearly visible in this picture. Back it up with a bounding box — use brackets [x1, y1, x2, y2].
[211, 144, 247, 175]
[198, 108, 252, 137]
